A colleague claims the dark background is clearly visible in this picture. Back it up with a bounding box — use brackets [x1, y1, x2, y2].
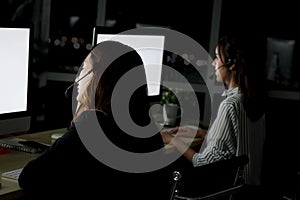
[1, 0, 299, 199]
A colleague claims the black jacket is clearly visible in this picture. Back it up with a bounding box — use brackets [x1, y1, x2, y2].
[18, 110, 178, 200]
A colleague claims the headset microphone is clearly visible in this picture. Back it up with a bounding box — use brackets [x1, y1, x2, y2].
[64, 82, 75, 99]
[64, 69, 93, 99]
[210, 59, 233, 80]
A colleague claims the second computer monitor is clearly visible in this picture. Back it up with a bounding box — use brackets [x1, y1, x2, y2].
[92, 26, 165, 96]
[0, 27, 31, 136]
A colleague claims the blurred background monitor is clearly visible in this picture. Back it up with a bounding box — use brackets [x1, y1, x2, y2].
[265, 37, 295, 88]
[92, 26, 165, 96]
[0, 27, 31, 136]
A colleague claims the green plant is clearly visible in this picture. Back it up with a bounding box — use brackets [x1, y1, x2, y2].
[160, 89, 179, 105]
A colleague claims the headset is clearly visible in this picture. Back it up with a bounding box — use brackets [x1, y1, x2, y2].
[219, 34, 241, 69]
[64, 68, 93, 99]
[222, 58, 234, 68]
[222, 46, 238, 68]
[209, 40, 239, 80]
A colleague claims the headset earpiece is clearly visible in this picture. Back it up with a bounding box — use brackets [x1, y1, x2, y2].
[223, 58, 234, 67]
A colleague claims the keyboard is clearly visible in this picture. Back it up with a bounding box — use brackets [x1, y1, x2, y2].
[2, 168, 23, 180]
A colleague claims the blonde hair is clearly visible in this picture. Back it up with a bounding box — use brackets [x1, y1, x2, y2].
[72, 40, 148, 125]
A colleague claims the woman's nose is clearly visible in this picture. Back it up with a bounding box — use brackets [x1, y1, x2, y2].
[212, 59, 216, 67]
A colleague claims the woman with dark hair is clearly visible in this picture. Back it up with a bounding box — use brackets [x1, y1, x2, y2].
[18, 40, 171, 199]
[161, 34, 266, 187]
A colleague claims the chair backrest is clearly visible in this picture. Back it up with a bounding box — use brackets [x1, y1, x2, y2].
[170, 155, 249, 200]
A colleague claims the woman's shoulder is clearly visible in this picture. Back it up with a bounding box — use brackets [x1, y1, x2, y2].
[219, 93, 243, 114]
[225, 92, 242, 103]
[221, 92, 241, 106]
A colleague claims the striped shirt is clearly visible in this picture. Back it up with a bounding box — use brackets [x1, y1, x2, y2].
[192, 87, 265, 185]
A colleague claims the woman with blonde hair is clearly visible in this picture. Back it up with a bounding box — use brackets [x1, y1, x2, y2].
[19, 40, 171, 199]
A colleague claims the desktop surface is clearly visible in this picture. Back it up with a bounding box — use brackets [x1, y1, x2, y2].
[0, 128, 66, 199]
[0, 126, 202, 199]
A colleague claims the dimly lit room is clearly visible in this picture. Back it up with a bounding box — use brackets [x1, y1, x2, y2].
[0, 0, 299, 199]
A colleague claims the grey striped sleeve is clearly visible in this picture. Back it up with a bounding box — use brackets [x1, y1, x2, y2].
[192, 96, 240, 166]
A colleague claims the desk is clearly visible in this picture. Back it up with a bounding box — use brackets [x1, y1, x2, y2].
[0, 128, 66, 200]
[0, 127, 202, 199]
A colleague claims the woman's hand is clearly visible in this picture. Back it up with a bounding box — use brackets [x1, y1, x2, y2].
[160, 131, 174, 144]
[169, 126, 207, 138]
[160, 128, 197, 163]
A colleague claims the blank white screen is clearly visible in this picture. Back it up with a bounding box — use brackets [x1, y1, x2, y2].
[0, 28, 29, 114]
[96, 34, 165, 96]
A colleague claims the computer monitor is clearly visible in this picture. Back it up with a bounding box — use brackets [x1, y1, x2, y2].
[0, 27, 31, 136]
[265, 37, 295, 87]
[92, 26, 165, 96]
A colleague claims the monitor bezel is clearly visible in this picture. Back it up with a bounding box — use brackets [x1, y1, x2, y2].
[92, 26, 123, 47]
[0, 25, 33, 136]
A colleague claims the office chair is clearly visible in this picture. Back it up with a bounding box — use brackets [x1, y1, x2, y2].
[169, 155, 249, 200]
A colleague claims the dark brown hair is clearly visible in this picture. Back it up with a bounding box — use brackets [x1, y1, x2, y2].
[218, 34, 266, 121]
